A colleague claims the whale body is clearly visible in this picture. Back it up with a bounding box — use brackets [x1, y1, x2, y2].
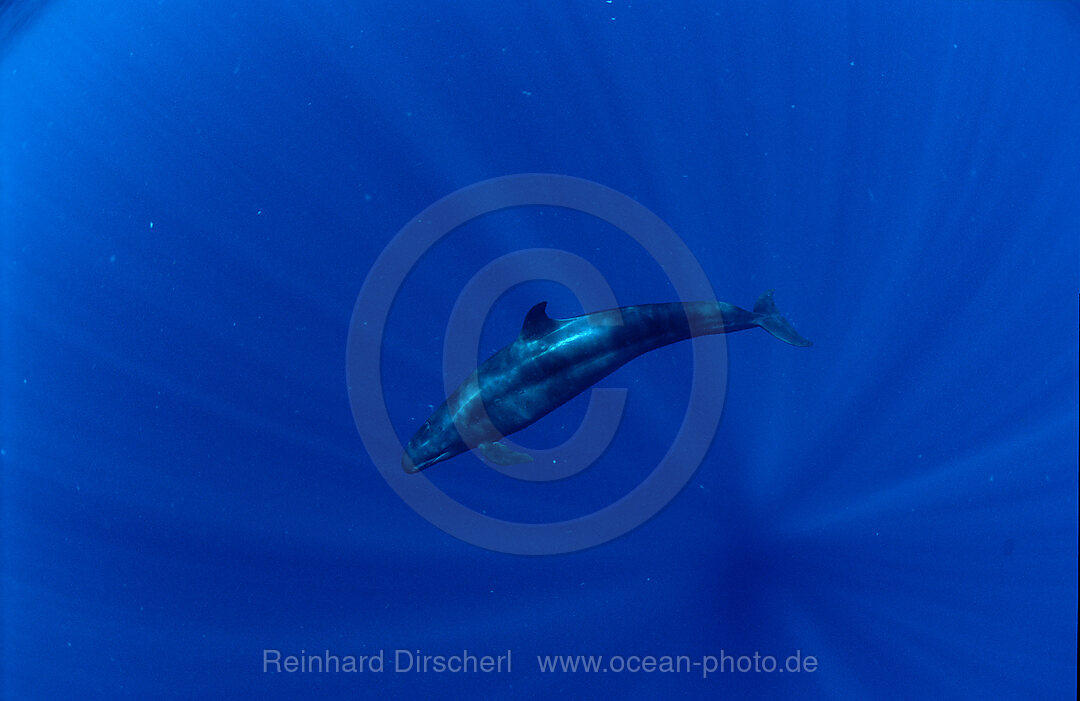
[402, 290, 810, 473]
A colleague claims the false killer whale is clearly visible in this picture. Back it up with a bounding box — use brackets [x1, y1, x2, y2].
[402, 290, 810, 473]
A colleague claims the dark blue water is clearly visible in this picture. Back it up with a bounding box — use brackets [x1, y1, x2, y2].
[3, 1, 1077, 698]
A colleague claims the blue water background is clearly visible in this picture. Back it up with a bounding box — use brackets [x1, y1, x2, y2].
[2, 1, 1077, 698]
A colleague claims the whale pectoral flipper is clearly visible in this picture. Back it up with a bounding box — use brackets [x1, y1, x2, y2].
[478, 441, 534, 466]
[753, 290, 813, 347]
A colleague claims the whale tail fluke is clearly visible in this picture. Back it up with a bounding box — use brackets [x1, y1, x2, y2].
[753, 290, 812, 347]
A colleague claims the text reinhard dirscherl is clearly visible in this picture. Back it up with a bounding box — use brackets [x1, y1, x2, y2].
[263, 649, 512, 674]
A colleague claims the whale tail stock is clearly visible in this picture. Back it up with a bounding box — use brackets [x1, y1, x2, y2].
[752, 290, 812, 347]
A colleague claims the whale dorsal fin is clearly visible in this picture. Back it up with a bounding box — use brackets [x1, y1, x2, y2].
[520, 301, 557, 341]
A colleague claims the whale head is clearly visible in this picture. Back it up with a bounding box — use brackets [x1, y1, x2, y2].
[402, 405, 465, 473]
